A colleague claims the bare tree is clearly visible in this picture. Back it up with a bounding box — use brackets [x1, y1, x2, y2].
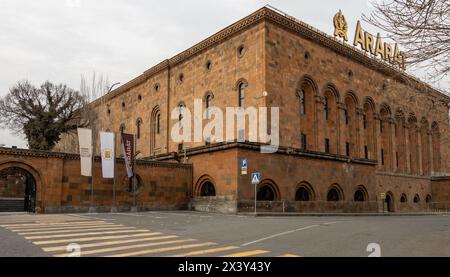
[54, 72, 111, 153]
[364, 0, 450, 81]
[0, 80, 88, 150]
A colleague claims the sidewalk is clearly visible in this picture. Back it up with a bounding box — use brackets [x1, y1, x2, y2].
[238, 212, 450, 217]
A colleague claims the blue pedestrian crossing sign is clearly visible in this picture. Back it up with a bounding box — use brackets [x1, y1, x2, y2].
[251, 172, 261, 185]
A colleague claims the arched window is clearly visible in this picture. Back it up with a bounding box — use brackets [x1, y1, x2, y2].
[205, 93, 213, 119]
[150, 106, 161, 154]
[178, 103, 185, 127]
[408, 115, 419, 174]
[380, 105, 393, 171]
[426, 194, 432, 204]
[156, 113, 161, 134]
[299, 89, 306, 115]
[413, 194, 420, 203]
[136, 118, 142, 139]
[323, 86, 339, 154]
[420, 118, 431, 176]
[324, 96, 329, 120]
[432, 122, 441, 172]
[238, 82, 246, 108]
[400, 193, 407, 203]
[327, 185, 343, 202]
[354, 188, 367, 202]
[344, 93, 358, 157]
[257, 185, 276, 201]
[295, 183, 314, 201]
[119, 124, 125, 134]
[363, 98, 376, 160]
[327, 188, 340, 202]
[200, 181, 216, 197]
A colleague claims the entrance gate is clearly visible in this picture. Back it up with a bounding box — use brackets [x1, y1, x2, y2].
[0, 167, 36, 212]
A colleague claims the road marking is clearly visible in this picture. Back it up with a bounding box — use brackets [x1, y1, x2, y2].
[221, 250, 269, 257]
[241, 225, 320, 246]
[32, 232, 162, 245]
[18, 226, 136, 235]
[114, 213, 146, 217]
[25, 229, 149, 239]
[1, 221, 107, 228]
[42, 235, 179, 252]
[169, 246, 240, 257]
[11, 224, 123, 232]
[53, 239, 197, 257]
[106, 242, 217, 257]
[278, 254, 301, 257]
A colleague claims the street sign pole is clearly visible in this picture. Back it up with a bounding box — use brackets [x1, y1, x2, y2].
[254, 182, 257, 214]
[251, 172, 261, 215]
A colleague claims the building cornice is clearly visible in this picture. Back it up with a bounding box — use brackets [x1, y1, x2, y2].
[146, 141, 378, 166]
[0, 147, 191, 169]
[93, 6, 449, 107]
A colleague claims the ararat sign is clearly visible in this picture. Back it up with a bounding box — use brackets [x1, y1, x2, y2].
[333, 10, 406, 70]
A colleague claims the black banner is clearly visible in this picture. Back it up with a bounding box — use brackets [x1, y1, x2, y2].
[121, 132, 134, 178]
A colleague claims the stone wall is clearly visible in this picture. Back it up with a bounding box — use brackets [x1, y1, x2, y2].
[0, 147, 192, 213]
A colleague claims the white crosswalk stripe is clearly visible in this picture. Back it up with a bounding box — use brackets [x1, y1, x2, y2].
[17, 226, 134, 235]
[32, 232, 163, 245]
[25, 229, 149, 239]
[0, 214, 302, 257]
[42, 235, 180, 252]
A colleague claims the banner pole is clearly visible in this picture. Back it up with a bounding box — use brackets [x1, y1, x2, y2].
[133, 135, 137, 211]
[113, 133, 116, 211]
[90, 130, 95, 213]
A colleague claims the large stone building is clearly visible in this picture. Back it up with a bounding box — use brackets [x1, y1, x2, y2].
[51, 6, 450, 213]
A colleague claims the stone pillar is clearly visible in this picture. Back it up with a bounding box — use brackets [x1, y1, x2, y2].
[374, 113, 381, 168]
[356, 107, 364, 158]
[417, 128, 423, 175]
[315, 95, 324, 152]
[405, 125, 411, 174]
[428, 131, 434, 174]
[337, 102, 346, 156]
[389, 118, 396, 172]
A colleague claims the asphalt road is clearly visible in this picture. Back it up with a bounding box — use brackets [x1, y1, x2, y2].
[0, 211, 449, 257]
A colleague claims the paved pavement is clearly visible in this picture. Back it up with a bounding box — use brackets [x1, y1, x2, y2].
[0, 211, 449, 257]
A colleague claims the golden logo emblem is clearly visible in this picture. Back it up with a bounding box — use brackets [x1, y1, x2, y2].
[104, 149, 112, 159]
[333, 10, 348, 42]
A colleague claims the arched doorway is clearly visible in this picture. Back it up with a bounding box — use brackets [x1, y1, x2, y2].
[385, 192, 394, 212]
[199, 181, 216, 197]
[0, 167, 36, 212]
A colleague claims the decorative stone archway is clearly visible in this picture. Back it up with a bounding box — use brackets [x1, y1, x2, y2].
[0, 161, 42, 213]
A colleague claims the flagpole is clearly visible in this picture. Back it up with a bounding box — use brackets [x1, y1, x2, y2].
[133, 135, 137, 212]
[112, 133, 117, 212]
[90, 130, 95, 213]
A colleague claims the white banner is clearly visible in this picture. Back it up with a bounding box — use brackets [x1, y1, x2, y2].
[77, 128, 92, 177]
[100, 132, 115, 179]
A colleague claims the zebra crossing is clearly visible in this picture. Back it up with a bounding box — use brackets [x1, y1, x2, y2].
[0, 215, 301, 257]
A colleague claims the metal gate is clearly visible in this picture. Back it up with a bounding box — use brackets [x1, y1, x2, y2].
[0, 167, 36, 212]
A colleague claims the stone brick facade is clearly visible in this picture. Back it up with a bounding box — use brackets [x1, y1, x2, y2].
[0, 147, 192, 213]
[53, 7, 450, 213]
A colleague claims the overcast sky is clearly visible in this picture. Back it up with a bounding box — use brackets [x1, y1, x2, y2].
[1, 0, 449, 148]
